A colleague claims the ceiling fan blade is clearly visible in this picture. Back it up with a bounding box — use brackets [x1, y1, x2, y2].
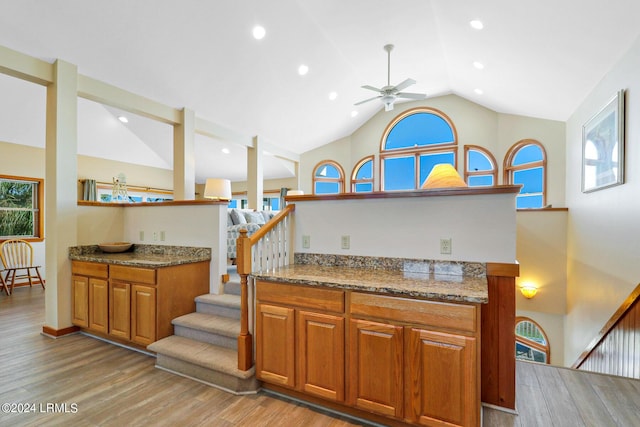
[354, 95, 382, 106]
[361, 85, 382, 92]
[397, 92, 427, 100]
[393, 78, 416, 92]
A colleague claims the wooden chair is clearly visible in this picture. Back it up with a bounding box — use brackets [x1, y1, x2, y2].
[0, 239, 44, 295]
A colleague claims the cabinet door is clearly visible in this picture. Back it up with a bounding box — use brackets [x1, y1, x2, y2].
[348, 319, 403, 418]
[256, 303, 295, 388]
[109, 281, 131, 340]
[71, 275, 89, 328]
[131, 284, 157, 346]
[297, 310, 344, 402]
[407, 328, 478, 427]
[88, 278, 109, 333]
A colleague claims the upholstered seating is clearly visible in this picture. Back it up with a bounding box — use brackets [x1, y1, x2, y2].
[226, 209, 276, 260]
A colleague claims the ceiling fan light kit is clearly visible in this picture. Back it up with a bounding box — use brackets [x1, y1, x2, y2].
[355, 44, 427, 111]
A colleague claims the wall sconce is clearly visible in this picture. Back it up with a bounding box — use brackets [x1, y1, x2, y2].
[421, 164, 467, 189]
[203, 178, 232, 201]
[520, 284, 538, 299]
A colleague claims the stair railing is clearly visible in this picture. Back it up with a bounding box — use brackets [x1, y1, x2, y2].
[236, 203, 295, 370]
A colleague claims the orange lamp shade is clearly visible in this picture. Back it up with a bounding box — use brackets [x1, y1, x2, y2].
[421, 164, 467, 189]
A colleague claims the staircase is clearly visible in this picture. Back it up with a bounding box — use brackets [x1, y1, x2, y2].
[147, 265, 260, 394]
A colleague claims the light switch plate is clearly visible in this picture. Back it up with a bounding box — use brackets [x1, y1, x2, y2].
[302, 235, 311, 249]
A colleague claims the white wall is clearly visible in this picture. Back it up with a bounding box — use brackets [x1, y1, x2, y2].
[293, 192, 517, 263]
[124, 204, 227, 294]
[564, 35, 640, 366]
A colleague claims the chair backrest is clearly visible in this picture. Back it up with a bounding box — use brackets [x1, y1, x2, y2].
[0, 239, 34, 269]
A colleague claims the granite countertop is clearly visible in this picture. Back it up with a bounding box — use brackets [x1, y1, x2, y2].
[69, 244, 211, 268]
[251, 264, 488, 304]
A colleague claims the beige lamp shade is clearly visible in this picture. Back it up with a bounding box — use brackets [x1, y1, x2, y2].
[421, 164, 467, 189]
[203, 178, 232, 200]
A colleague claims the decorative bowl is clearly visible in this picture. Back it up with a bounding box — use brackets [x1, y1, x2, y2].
[98, 242, 133, 253]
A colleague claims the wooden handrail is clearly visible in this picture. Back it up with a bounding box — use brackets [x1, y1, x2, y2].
[236, 204, 296, 371]
[572, 282, 640, 370]
[249, 204, 296, 244]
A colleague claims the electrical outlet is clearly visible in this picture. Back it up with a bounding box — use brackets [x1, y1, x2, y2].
[440, 238, 452, 254]
[302, 235, 311, 249]
[139, 231, 144, 241]
[160, 231, 166, 241]
[153, 232, 158, 242]
[341, 235, 350, 249]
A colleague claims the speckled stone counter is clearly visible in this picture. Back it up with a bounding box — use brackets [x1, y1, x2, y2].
[68, 244, 211, 268]
[252, 254, 488, 303]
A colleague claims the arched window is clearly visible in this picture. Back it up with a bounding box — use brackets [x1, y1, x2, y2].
[515, 317, 550, 364]
[380, 107, 458, 191]
[351, 156, 374, 193]
[464, 145, 498, 187]
[503, 140, 547, 208]
[312, 160, 344, 195]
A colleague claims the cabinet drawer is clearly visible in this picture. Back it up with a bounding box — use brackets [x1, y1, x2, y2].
[110, 265, 156, 285]
[256, 281, 345, 314]
[350, 292, 477, 333]
[72, 261, 108, 279]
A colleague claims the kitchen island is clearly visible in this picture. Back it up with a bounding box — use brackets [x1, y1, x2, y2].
[252, 258, 487, 427]
[69, 244, 210, 349]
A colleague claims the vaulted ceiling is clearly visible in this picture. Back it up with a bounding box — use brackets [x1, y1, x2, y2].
[1, 0, 640, 182]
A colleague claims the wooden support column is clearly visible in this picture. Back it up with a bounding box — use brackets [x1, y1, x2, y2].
[247, 135, 263, 210]
[173, 108, 196, 200]
[44, 59, 78, 334]
[482, 262, 519, 410]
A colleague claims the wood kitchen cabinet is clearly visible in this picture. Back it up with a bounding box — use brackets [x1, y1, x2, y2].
[348, 318, 403, 418]
[256, 281, 345, 403]
[256, 280, 481, 427]
[71, 260, 209, 348]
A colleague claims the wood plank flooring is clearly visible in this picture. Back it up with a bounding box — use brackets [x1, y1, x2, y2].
[2, 287, 639, 426]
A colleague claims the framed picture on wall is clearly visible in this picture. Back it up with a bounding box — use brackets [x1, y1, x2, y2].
[582, 89, 625, 193]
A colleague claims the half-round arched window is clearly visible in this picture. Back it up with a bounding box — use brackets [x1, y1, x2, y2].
[503, 140, 547, 208]
[351, 156, 374, 193]
[380, 107, 458, 191]
[464, 145, 498, 186]
[515, 317, 550, 364]
[312, 160, 345, 195]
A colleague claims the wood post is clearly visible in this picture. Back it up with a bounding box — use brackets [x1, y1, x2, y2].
[237, 229, 253, 371]
[482, 262, 519, 410]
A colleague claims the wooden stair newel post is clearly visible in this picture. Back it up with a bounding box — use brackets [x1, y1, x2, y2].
[237, 229, 253, 371]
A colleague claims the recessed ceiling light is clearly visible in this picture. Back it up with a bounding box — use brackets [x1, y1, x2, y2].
[474, 88, 484, 95]
[473, 61, 485, 70]
[118, 116, 128, 123]
[221, 148, 230, 154]
[298, 64, 309, 76]
[328, 91, 338, 101]
[252, 25, 266, 40]
[351, 110, 358, 118]
[470, 20, 484, 30]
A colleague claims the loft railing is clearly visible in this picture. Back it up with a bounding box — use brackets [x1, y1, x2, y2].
[236, 203, 295, 370]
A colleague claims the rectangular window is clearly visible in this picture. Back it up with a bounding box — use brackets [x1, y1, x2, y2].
[383, 156, 416, 190]
[0, 175, 44, 241]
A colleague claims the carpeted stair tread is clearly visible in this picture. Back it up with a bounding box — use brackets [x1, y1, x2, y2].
[172, 312, 239, 338]
[195, 293, 241, 309]
[148, 335, 253, 380]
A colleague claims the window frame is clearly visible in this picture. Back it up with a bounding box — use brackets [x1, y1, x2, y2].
[312, 160, 345, 195]
[0, 174, 44, 243]
[515, 316, 551, 364]
[351, 155, 374, 193]
[464, 145, 498, 186]
[379, 107, 458, 191]
[503, 139, 547, 208]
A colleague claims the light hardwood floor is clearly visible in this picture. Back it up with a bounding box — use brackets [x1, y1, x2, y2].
[2, 287, 639, 426]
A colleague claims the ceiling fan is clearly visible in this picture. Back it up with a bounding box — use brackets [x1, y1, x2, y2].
[355, 44, 426, 112]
